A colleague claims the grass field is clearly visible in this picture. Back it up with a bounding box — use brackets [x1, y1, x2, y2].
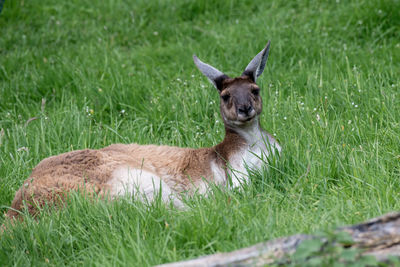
[0, 0, 399, 265]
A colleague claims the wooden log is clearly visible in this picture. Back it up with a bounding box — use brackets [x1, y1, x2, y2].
[157, 212, 400, 266]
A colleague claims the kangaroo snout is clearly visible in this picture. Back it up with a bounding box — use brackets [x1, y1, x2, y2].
[237, 104, 254, 116]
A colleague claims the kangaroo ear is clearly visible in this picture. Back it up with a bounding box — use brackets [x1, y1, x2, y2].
[193, 55, 229, 91]
[242, 41, 271, 82]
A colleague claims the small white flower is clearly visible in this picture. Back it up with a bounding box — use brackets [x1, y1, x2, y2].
[17, 147, 29, 152]
[354, 105, 358, 108]
[283, 116, 287, 120]
[313, 108, 317, 111]
[191, 74, 195, 78]
[201, 84, 205, 88]
[176, 78, 181, 82]
[273, 133, 276, 136]
[351, 102, 354, 105]
[324, 96, 328, 99]
[153, 31, 158, 36]
[348, 120, 352, 124]
[300, 102, 304, 106]
[316, 114, 320, 121]
[121, 109, 125, 114]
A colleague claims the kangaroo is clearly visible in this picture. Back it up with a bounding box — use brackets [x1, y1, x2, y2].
[5, 41, 281, 219]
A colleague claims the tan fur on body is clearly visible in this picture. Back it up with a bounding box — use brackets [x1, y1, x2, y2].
[7, 134, 244, 218]
[6, 41, 280, 219]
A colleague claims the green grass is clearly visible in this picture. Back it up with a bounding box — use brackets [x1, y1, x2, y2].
[0, 0, 400, 265]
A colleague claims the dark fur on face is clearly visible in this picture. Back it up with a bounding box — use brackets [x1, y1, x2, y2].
[218, 76, 262, 127]
[193, 41, 270, 127]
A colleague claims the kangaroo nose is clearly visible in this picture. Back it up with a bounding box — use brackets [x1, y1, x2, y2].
[238, 105, 253, 115]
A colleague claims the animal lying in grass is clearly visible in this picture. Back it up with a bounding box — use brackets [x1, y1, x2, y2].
[6, 41, 281, 219]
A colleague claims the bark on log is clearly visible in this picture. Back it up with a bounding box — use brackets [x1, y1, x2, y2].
[157, 212, 400, 266]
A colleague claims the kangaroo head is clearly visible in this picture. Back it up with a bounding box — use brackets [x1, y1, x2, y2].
[193, 41, 270, 127]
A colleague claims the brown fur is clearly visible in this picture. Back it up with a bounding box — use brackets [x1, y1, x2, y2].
[5, 75, 260, 220]
[218, 76, 263, 124]
[6, 130, 245, 219]
[6, 43, 277, 220]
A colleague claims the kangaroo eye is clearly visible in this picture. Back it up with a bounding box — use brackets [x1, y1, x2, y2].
[252, 89, 260, 96]
[221, 94, 230, 102]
